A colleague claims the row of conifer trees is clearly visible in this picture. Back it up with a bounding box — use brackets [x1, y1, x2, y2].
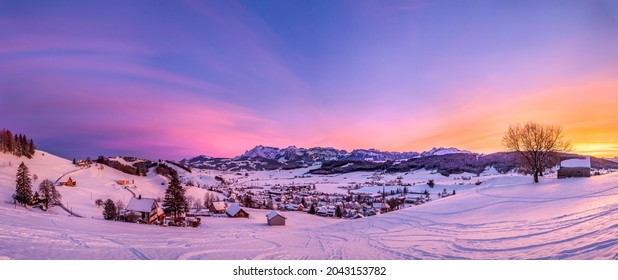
[0, 129, 36, 158]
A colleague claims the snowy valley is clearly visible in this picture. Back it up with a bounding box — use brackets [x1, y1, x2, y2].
[1, 148, 618, 260]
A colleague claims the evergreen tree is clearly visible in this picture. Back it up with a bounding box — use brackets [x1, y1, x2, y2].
[309, 204, 316, 215]
[38, 179, 61, 210]
[427, 180, 435, 188]
[102, 199, 117, 220]
[13, 135, 21, 157]
[95, 198, 104, 208]
[15, 162, 33, 205]
[28, 139, 35, 157]
[163, 173, 188, 219]
[0, 129, 10, 153]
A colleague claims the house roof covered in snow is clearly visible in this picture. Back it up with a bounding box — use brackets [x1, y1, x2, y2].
[226, 203, 244, 216]
[561, 157, 591, 168]
[266, 211, 286, 220]
[211, 201, 226, 211]
[126, 197, 157, 213]
[373, 203, 390, 209]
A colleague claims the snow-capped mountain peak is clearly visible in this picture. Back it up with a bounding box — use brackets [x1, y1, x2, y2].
[420, 147, 471, 157]
[237, 145, 281, 160]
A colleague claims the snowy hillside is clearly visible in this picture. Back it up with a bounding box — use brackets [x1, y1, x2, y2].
[2, 150, 618, 259]
[0, 151, 220, 220]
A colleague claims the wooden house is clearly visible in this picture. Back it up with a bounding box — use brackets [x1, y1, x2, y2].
[266, 211, 286, 226]
[126, 197, 165, 224]
[117, 179, 131, 185]
[226, 203, 249, 218]
[59, 177, 77, 187]
[558, 157, 591, 179]
[209, 201, 227, 214]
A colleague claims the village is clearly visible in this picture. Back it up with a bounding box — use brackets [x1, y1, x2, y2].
[49, 155, 608, 230]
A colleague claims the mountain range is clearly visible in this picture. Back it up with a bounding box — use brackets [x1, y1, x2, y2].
[180, 145, 470, 171]
[179, 145, 618, 175]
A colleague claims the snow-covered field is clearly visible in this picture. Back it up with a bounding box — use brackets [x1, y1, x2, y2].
[1, 151, 618, 259]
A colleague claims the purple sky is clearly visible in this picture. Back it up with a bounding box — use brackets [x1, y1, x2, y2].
[1, 0, 617, 160]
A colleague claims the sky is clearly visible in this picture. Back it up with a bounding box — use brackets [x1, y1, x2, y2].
[1, 0, 617, 160]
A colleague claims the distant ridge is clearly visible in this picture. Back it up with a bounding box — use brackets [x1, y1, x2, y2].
[180, 145, 471, 171]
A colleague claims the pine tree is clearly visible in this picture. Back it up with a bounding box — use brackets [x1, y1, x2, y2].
[13, 135, 21, 157]
[163, 173, 188, 219]
[309, 204, 316, 215]
[103, 199, 117, 220]
[15, 162, 33, 205]
[0, 129, 9, 153]
[28, 139, 35, 157]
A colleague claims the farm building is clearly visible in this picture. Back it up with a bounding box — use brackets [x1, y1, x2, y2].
[126, 197, 165, 224]
[558, 157, 591, 179]
[59, 177, 76, 187]
[266, 211, 286, 226]
[209, 201, 227, 214]
[117, 179, 131, 185]
[226, 203, 249, 218]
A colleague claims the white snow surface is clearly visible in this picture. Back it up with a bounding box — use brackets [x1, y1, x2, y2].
[561, 157, 591, 168]
[2, 151, 618, 259]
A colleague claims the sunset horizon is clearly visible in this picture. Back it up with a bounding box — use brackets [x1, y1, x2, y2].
[2, 1, 616, 160]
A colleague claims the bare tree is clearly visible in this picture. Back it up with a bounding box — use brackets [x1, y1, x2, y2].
[38, 179, 61, 210]
[186, 195, 195, 210]
[203, 192, 218, 208]
[503, 122, 570, 183]
[194, 198, 203, 210]
[116, 200, 126, 214]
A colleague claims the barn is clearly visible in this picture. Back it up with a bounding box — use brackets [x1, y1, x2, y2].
[209, 201, 227, 214]
[226, 203, 249, 218]
[59, 177, 77, 187]
[558, 157, 591, 179]
[266, 211, 286, 226]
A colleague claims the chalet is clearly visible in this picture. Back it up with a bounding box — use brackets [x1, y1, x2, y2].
[266, 211, 286, 226]
[59, 177, 77, 187]
[117, 179, 131, 186]
[76, 160, 90, 169]
[209, 201, 227, 214]
[558, 157, 591, 179]
[226, 203, 249, 218]
[126, 197, 165, 224]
